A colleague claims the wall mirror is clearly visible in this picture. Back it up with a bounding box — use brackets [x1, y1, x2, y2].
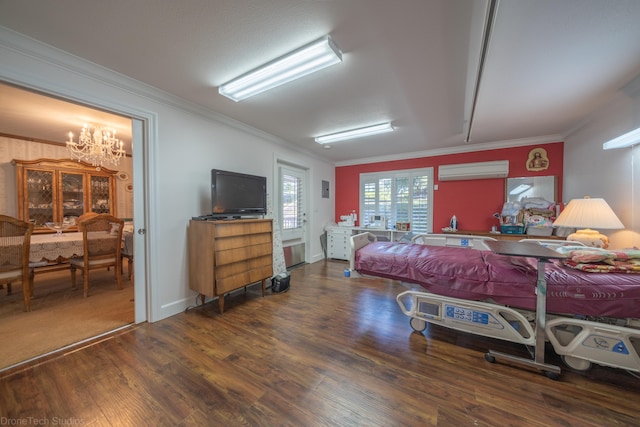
[505, 176, 556, 203]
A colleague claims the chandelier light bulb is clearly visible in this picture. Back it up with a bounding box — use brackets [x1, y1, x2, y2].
[66, 124, 125, 170]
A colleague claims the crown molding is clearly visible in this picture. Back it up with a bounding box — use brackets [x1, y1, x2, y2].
[0, 26, 333, 166]
[335, 134, 564, 167]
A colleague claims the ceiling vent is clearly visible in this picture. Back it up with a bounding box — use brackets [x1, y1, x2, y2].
[438, 160, 509, 181]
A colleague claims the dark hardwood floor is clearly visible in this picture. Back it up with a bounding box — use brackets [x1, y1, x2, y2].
[1, 260, 639, 426]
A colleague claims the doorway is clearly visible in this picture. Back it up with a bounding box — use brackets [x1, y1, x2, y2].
[0, 82, 147, 370]
[276, 162, 309, 268]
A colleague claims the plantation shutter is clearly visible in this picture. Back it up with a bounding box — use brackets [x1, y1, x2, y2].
[359, 168, 433, 233]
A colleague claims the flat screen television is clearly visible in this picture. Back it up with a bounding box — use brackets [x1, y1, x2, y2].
[211, 169, 267, 217]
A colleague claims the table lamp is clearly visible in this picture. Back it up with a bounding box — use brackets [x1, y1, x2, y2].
[552, 196, 624, 248]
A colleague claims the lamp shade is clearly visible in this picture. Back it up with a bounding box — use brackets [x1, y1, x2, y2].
[553, 197, 624, 229]
[552, 197, 624, 248]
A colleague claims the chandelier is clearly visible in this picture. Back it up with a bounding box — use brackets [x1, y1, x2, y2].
[66, 124, 125, 170]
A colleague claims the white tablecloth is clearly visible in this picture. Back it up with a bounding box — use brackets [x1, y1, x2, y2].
[29, 232, 84, 262]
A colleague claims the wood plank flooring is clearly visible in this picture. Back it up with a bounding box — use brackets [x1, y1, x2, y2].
[1, 260, 639, 426]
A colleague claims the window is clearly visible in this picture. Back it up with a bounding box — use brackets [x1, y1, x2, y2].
[280, 166, 305, 240]
[360, 168, 434, 233]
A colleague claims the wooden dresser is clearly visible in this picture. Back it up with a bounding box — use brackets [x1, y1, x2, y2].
[188, 218, 273, 313]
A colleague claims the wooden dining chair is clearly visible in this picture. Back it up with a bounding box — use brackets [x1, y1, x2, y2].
[70, 214, 124, 298]
[0, 214, 34, 311]
[76, 211, 99, 224]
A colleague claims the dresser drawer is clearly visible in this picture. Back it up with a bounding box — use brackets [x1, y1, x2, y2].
[215, 242, 273, 266]
[216, 263, 273, 294]
[215, 233, 272, 251]
[215, 220, 272, 238]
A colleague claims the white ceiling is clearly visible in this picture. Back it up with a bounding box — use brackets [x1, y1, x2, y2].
[1, 0, 640, 163]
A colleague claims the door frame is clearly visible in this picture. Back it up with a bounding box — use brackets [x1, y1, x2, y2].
[273, 155, 310, 265]
[0, 79, 152, 324]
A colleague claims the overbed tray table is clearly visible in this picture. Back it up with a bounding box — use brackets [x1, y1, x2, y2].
[483, 240, 567, 378]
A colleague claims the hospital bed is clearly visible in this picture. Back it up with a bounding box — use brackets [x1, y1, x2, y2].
[348, 232, 640, 378]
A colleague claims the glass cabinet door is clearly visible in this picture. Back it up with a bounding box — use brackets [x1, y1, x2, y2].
[91, 176, 111, 213]
[26, 169, 54, 226]
[14, 159, 117, 230]
[61, 172, 84, 219]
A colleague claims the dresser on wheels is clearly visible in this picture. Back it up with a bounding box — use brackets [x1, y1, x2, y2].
[326, 227, 352, 261]
[188, 218, 273, 313]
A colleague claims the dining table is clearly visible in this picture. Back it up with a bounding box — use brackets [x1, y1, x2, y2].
[29, 231, 133, 263]
[29, 231, 84, 263]
[0, 229, 132, 312]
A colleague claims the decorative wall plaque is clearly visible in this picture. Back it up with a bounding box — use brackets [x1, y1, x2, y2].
[526, 147, 549, 171]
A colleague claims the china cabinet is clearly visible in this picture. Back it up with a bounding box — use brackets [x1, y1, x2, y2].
[12, 158, 117, 231]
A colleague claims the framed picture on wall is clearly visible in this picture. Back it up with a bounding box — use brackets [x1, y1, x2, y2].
[526, 147, 549, 171]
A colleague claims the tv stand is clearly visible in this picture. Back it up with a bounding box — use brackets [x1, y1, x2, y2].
[188, 218, 273, 313]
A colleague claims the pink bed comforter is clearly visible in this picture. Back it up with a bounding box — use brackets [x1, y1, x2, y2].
[354, 242, 640, 318]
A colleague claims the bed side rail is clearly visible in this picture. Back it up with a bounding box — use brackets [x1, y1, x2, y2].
[349, 232, 377, 272]
[411, 233, 497, 250]
[546, 317, 640, 372]
[396, 290, 536, 346]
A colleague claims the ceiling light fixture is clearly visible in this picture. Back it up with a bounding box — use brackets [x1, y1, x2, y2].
[218, 36, 342, 102]
[66, 124, 125, 170]
[315, 122, 394, 144]
[602, 127, 640, 150]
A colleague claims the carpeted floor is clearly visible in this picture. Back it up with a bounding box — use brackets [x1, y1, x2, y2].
[0, 266, 134, 371]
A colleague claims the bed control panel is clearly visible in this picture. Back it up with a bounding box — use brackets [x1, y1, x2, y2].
[445, 305, 490, 325]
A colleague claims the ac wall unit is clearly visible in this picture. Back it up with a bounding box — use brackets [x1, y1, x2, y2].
[438, 160, 509, 181]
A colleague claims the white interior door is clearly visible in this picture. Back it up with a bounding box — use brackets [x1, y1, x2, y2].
[131, 118, 147, 323]
[278, 164, 307, 266]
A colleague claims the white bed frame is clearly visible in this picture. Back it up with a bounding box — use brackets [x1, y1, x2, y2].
[349, 232, 498, 273]
[348, 232, 640, 376]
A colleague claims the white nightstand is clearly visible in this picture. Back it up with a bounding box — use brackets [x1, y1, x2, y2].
[327, 227, 352, 260]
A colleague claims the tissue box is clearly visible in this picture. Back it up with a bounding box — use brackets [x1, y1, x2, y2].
[500, 225, 525, 234]
[526, 226, 553, 236]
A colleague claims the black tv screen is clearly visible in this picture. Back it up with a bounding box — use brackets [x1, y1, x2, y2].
[211, 169, 267, 217]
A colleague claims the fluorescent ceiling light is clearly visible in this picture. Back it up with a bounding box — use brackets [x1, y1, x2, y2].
[315, 122, 394, 144]
[602, 127, 640, 150]
[218, 36, 342, 102]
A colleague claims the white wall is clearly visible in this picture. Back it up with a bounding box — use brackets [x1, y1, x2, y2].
[0, 27, 335, 322]
[563, 82, 640, 249]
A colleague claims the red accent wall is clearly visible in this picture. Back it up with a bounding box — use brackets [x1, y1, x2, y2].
[335, 142, 563, 232]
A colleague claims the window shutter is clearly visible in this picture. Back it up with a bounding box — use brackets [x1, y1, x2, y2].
[359, 168, 433, 233]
